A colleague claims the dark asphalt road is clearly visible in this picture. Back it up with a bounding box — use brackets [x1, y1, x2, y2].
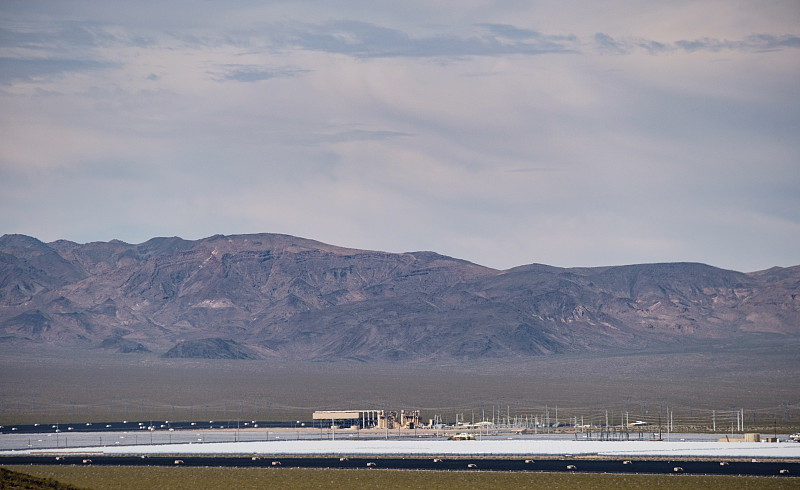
[1, 455, 797, 477]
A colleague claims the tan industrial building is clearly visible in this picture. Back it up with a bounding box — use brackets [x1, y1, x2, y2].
[312, 409, 420, 429]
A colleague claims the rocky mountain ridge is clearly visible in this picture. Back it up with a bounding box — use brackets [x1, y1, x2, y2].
[1, 233, 797, 361]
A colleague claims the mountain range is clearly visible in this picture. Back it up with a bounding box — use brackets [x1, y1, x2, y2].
[1, 233, 797, 362]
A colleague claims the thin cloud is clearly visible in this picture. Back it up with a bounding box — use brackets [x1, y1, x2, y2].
[321, 130, 412, 143]
[475, 23, 541, 41]
[505, 167, 561, 173]
[262, 22, 800, 59]
[0, 57, 117, 84]
[594, 32, 628, 54]
[0, 20, 153, 51]
[676, 33, 800, 52]
[269, 20, 578, 58]
[283, 130, 412, 147]
[210, 64, 308, 83]
[594, 32, 800, 55]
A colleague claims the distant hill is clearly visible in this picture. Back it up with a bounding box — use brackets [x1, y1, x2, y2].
[1, 233, 797, 361]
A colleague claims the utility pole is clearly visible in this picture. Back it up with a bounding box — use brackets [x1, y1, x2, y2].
[546, 405, 550, 433]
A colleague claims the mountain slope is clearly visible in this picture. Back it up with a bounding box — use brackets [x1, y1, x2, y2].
[0, 233, 797, 361]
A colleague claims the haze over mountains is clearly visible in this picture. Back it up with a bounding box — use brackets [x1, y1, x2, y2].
[1, 233, 797, 362]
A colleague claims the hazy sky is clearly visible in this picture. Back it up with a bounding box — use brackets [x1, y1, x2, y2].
[1, 1, 798, 271]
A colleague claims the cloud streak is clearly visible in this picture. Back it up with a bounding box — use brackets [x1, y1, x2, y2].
[209, 64, 308, 83]
[270, 21, 580, 58]
[0, 57, 117, 83]
[595, 32, 800, 55]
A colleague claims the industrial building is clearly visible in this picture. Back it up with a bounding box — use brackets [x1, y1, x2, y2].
[312, 409, 420, 429]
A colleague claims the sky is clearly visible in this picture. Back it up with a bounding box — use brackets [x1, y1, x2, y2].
[1, 1, 798, 272]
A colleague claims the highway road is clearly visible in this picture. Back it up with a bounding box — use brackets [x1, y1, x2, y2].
[0, 454, 797, 477]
